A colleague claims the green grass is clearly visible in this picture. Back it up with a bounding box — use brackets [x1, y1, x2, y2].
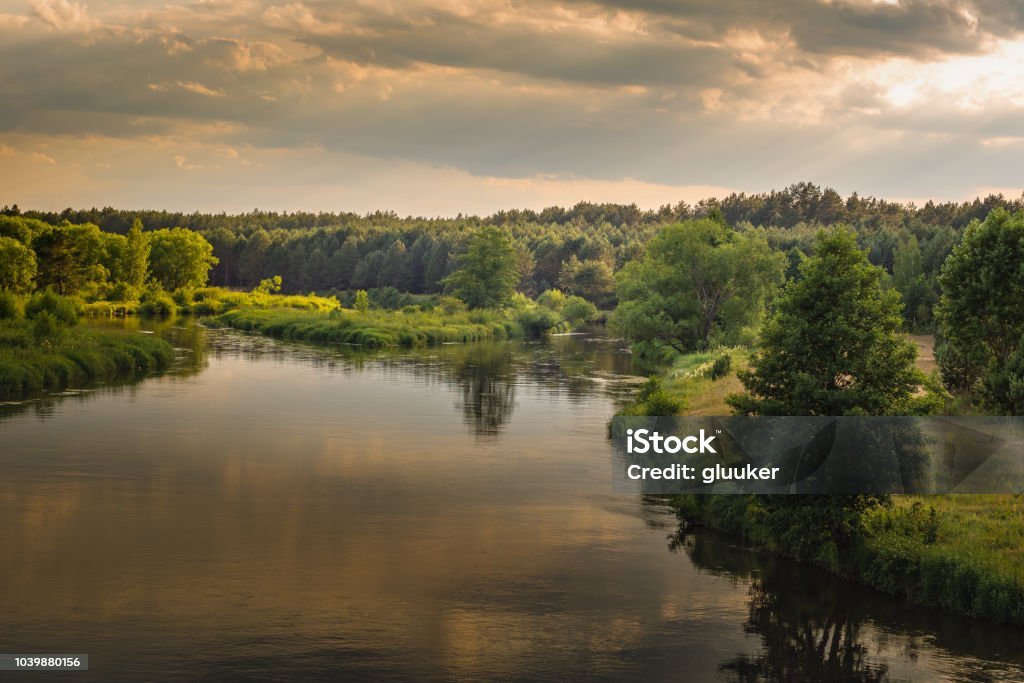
[0, 318, 173, 400]
[616, 347, 749, 416]
[83, 287, 342, 318]
[212, 306, 522, 349]
[858, 495, 1024, 623]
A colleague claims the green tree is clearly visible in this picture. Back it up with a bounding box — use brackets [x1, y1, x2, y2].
[354, 289, 369, 313]
[253, 275, 282, 297]
[32, 223, 108, 295]
[609, 219, 784, 353]
[558, 255, 615, 308]
[148, 228, 219, 291]
[561, 295, 598, 325]
[891, 235, 934, 331]
[124, 218, 150, 292]
[442, 226, 520, 309]
[935, 208, 1024, 404]
[727, 229, 933, 569]
[728, 228, 928, 416]
[0, 236, 37, 293]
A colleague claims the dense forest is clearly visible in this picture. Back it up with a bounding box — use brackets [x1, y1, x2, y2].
[3, 183, 1024, 332]
[4, 183, 1022, 331]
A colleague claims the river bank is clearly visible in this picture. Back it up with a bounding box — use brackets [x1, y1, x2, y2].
[0, 316, 173, 400]
[624, 339, 1024, 625]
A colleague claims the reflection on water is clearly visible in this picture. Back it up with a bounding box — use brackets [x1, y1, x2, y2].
[673, 531, 1024, 682]
[2, 319, 1024, 681]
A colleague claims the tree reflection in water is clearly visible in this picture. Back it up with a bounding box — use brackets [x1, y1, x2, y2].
[450, 343, 517, 439]
[670, 525, 1024, 683]
[5, 321, 645, 439]
[673, 531, 891, 682]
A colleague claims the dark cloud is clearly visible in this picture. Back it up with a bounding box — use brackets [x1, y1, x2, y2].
[0, 0, 1022, 207]
[570, 0, 1024, 58]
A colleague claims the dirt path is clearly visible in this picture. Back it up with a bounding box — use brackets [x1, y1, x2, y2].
[908, 334, 936, 375]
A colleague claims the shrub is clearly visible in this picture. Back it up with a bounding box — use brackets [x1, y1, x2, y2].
[516, 306, 561, 337]
[709, 353, 732, 380]
[82, 301, 115, 317]
[0, 292, 22, 320]
[105, 281, 138, 302]
[439, 296, 466, 315]
[25, 289, 79, 326]
[354, 290, 370, 313]
[31, 311, 64, 345]
[629, 376, 685, 416]
[138, 291, 177, 317]
[192, 298, 224, 315]
[171, 289, 192, 307]
[537, 289, 566, 311]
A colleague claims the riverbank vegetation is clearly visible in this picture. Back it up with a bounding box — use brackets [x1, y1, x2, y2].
[609, 216, 1023, 624]
[0, 291, 172, 400]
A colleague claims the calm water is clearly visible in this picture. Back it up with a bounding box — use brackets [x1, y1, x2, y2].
[2, 320, 1023, 682]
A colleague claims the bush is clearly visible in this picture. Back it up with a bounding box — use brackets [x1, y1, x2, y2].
[192, 298, 224, 315]
[171, 289, 192, 307]
[537, 289, 566, 311]
[439, 296, 466, 315]
[138, 291, 177, 317]
[0, 292, 22, 320]
[105, 281, 138, 302]
[25, 289, 79, 326]
[627, 376, 685, 416]
[710, 353, 732, 379]
[31, 311, 64, 345]
[82, 301, 115, 317]
[516, 305, 561, 337]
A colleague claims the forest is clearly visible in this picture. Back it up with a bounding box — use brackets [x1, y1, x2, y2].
[4, 182, 1022, 334]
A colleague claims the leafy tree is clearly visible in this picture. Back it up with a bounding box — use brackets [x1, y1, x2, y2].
[558, 255, 615, 308]
[891, 235, 935, 331]
[0, 215, 46, 244]
[728, 228, 928, 416]
[124, 218, 150, 292]
[561, 295, 598, 326]
[727, 229, 934, 568]
[253, 275, 282, 296]
[148, 228, 219, 291]
[442, 226, 520, 309]
[935, 208, 1024, 404]
[354, 289, 369, 313]
[0, 236, 37, 293]
[609, 219, 784, 353]
[32, 223, 108, 295]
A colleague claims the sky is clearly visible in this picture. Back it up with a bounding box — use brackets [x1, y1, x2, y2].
[1, 0, 1023, 215]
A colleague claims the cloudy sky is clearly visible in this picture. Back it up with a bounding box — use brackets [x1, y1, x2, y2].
[1, 0, 1022, 215]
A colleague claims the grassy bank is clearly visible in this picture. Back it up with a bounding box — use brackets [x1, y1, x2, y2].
[621, 338, 1024, 624]
[0, 317, 173, 400]
[674, 494, 1024, 624]
[81, 286, 341, 318]
[212, 306, 522, 348]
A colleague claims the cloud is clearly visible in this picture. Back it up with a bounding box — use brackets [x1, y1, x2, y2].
[177, 81, 226, 97]
[1, 0, 1023, 210]
[174, 154, 203, 170]
[31, 0, 96, 32]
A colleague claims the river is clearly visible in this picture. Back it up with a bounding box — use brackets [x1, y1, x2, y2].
[1, 319, 1022, 682]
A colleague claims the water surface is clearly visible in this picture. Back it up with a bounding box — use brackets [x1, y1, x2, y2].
[2, 320, 1022, 681]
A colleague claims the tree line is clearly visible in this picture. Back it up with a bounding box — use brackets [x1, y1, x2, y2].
[5, 183, 1023, 322]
